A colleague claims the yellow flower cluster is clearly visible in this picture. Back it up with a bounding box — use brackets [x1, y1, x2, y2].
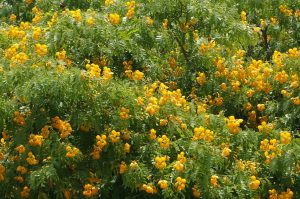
[192, 185, 201, 198]
[162, 19, 168, 29]
[47, 12, 58, 27]
[41, 125, 50, 138]
[129, 160, 138, 170]
[141, 184, 157, 194]
[222, 147, 231, 158]
[34, 43, 48, 56]
[87, 17, 94, 27]
[102, 67, 113, 80]
[196, 72, 206, 86]
[249, 176, 260, 190]
[280, 131, 292, 144]
[258, 121, 274, 133]
[199, 40, 215, 54]
[12, 51, 28, 64]
[0, 165, 5, 182]
[69, 9, 82, 22]
[174, 152, 186, 172]
[32, 7, 43, 24]
[279, 188, 294, 199]
[269, 188, 294, 199]
[126, 1, 135, 19]
[20, 186, 30, 198]
[119, 161, 127, 174]
[28, 134, 43, 147]
[91, 134, 107, 159]
[210, 175, 219, 187]
[105, 0, 114, 6]
[145, 97, 160, 116]
[83, 184, 98, 198]
[56, 49, 67, 61]
[124, 143, 131, 153]
[86, 63, 101, 78]
[51, 116, 73, 139]
[279, 5, 293, 17]
[7, 26, 25, 38]
[157, 180, 168, 189]
[225, 116, 243, 134]
[288, 48, 299, 58]
[175, 177, 186, 191]
[32, 27, 42, 40]
[149, 129, 156, 140]
[291, 97, 300, 105]
[108, 13, 121, 25]
[157, 135, 170, 149]
[154, 156, 168, 169]
[15, 176, 24, 183]
[274, 70, 288, 84]
[131, 70, 144, 80]
[26, 152, 39, 165]
[120, 107, 130, 119]
[146, 16, 154, 26]
[240, 11, 247, 23]
[192, 126, 214, 143]
[66, 146, 80, 158]
[15, 145, 26, 153]
[9, 14, 17, 21]
[16, 166, 27, 174]
[13, 111, 25, 126]
[260, 139, 279, 164]
[109, 130, 120, 143]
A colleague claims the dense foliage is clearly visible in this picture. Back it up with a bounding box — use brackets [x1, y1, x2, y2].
[0, 0, 299, 198]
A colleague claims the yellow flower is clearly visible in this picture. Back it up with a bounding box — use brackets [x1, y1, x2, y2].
[108, 13, 121, 25]
[87, 17, 94, 27]
[226, 116, 243, 134]
[120, 107, 130, 120]
[240, 11, 247, 22]
[280, 131, 292, 144]
[0, 165, 5, 182]
[257, 104, 265, 111]
[20, 186, 30, 198]
[162, 19, 168, 29]
[192, 185, 201, 198]
[210, 175, 219, 187]
[26, 152, 39, 165]
[222, 147, 231, 157]
[174, 161, 184, 172]
[158, 180, 168, 189]
[149, 129, 157, 140]
[124, 143, 131, 153]
[66, 146, 80, 158]
[196, 72, 206, 86]
[174, 177, 186, 191]
[249, 176, 260, 190]
[109, 130, 120, 143]
[35, 44, 47, 56]
[129, 160, 138, 170]
[28, 134, 43, 147]
[16, 166, 27, 174]
[10, 14, 17, 21]
[102, 67, 113, 80]
[105, 0, 114, 6]
[56, 50, 67, 60]
[146, 16, 154, 26]
[119, 161, 127, 174]
[15, 145, 26, 153]
[83, 184, 98, 198]
[157, 135, 170, 149]
[154, 156, 168, 169]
